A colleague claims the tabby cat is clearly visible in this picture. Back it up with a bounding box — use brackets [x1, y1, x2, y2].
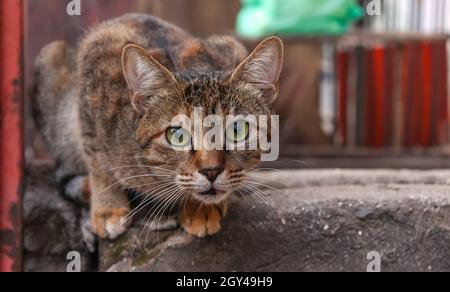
[33, 14, 283, 239]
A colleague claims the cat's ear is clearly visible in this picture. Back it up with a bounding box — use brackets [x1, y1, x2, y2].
[230, 37, 284, 104]
[122, 44, 177, 113]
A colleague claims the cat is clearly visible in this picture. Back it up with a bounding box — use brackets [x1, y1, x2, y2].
[33, 13, 283, 239]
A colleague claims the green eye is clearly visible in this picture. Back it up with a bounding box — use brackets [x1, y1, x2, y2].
[166, 127, 191, 148]
[226, 121, 249, 143]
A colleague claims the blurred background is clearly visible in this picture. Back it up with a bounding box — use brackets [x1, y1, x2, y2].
[25, 0, 450, 169]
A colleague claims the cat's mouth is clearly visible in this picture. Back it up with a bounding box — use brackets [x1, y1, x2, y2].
[194, 188, 228, 204]
[200, 188, 224, 196]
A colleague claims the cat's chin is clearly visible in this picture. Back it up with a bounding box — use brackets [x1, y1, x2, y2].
[192, 191, 229, 205]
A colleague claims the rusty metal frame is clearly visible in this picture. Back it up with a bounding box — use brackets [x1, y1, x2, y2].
[0, 0, 24, 272]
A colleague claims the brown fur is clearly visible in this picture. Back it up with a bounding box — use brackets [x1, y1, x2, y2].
[33, 14, 283, 239]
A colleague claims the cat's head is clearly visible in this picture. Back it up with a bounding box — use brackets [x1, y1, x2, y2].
[122, 37, 283, 204]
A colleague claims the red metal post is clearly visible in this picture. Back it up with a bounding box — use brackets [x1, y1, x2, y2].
[0, 0, 24, 272]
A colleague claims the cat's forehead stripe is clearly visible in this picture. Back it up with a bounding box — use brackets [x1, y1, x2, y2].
[178, 72, 232, 113]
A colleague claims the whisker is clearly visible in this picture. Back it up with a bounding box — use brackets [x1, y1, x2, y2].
[134, 186, 182, 250]
[126, 179, 174, 192]
[120, 182, 177, 225]
[241, 184, 276, 212]
[147, 188, 184, 244]
[100, 165, 177, 175]
[245, 174, 285, 188]
[252, 168, 285, 173]
[244, 183, 281, 209]
[107, 181, 176, 234]
[136, 185, 180, 233]
[241, 183, 285, 224]
[239, 185, 279, 219]
[245, 179, 282, 193]
[244, 190, 283, 224]
[131, 185, 180, 250]
[94, 174, 171, 196]
[282, 158, 308, 165]
[167, 189, 185, 220]
[111, 179, 174, 221]
[149, 188, 182, 232]
[125, 179, 174, 201]
[179, 193, 191, 219]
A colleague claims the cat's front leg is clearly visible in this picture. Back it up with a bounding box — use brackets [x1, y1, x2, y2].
[179, 198, 228, 238]
[89, 174, 131, 240]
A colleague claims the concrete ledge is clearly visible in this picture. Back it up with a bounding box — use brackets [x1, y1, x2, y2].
[99, 170, 450, 272]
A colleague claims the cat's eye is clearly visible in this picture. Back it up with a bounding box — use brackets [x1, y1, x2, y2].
[166, 127, 191, 148]
[226, 121, 250, 143]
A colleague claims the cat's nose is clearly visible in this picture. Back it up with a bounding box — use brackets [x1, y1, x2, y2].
[199, 167, 224, 182]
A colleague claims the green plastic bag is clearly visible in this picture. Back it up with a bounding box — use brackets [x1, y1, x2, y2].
[237, 0, 364, 38]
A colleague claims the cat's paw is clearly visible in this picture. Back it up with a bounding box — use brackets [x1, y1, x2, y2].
[179, 201, 228, 238]
[91, 207, 131, 240]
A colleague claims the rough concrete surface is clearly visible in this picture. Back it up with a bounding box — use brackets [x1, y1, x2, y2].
[23, 163, 450, 272]
[100, 169, 450, 272]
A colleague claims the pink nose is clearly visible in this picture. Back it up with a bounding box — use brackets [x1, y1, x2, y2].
[199, 167, 224, 182]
